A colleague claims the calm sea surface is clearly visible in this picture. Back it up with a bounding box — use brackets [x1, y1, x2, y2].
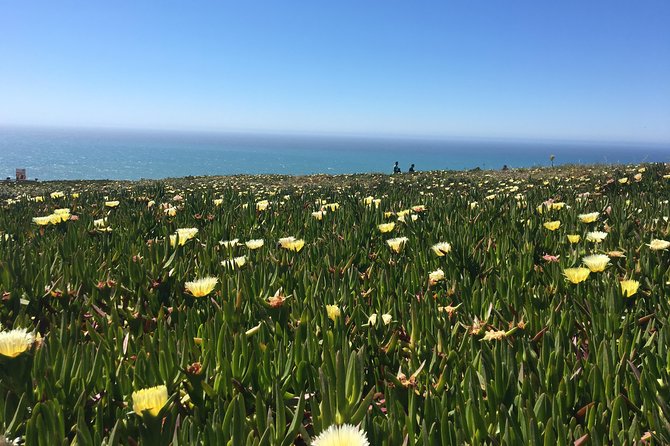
[0, 126, 668, 181]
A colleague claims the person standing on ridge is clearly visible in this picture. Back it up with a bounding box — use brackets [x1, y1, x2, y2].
[393, 161, 401, 174]
[408, 164, 415, 173]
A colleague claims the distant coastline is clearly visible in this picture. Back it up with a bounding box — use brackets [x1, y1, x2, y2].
[1, 125, 668, 181]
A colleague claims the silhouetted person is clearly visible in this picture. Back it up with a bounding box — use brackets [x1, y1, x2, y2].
[408, 164, 415, 173]
[502, 164, 509, 171]
[393, 161, 401, 174]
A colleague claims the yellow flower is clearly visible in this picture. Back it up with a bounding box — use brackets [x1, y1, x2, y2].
[364, 196, 380, 207]
[428, 268, 445, 285]
[323, 203, 340, 211]
[586, 231, 608, 243]
[620, 280, 640, 297]
[256, 200, 269, 211]
[312, 210, 325, 220]
[184, 277, 218, 297]
[33, 216, 52, 226]
[105, 201, 120, 208]
[49, 212, 70, 224]
[386, 237, 408, 253]
[582, 254, 610, 272]
[245, 239, 264, 250]
[431, 242, 452, 256]
[147, 200, 156, 208]
[132, 385, 168, 417]
[0, 328, 35, 358]
[551, 202, 566, 210]
[378, 223, 395, 233]
[543, 221, 561, 231]
[71, 193, 80, 198]
[563, 267, 590, 284]
[286, 239, 305, 252]
[326, 305, 341, 321]
[567, 234, 581, 244]
[50, 191, 64, 199]
[618, 177, 628, 184]
[578, 212, 599, 223]
[213, 198, 223, 206]
[648, 239, 670, 251]
[164, 206, 177, 217]
[313, 423, 369, 446]
[93, 218, 108, 228]
[396, 210, 411, 222]
[279, 237, 305, 252]
[170, 228, 198, 246]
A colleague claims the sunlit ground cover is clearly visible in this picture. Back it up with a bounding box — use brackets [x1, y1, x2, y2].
[0, 164, 669, 445]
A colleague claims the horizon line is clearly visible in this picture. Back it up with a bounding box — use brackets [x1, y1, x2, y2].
[1, 121, 669, 147]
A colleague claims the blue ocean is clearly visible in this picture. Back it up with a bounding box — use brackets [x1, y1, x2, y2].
[0, 126, 668, 181]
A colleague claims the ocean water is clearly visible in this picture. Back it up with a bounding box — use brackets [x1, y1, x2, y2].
[0, 126, 668, 181]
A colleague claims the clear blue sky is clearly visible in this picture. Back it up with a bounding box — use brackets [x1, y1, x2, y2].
[1, 1, 669, 143]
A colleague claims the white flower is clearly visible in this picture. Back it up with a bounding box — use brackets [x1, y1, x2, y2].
[386, 237, 408, 253]
[219, 238, 239, 248]
[428, 268, 445, 284]
[586, 231, 608, 243]
[313, 424, 369, 446]
[582, 254, 610, 272]
[368, 313, 392, 326]
[0, 328, 35, 358]
[648, 239, 670, 251]
[245, 239, 264, 250]
[431, 242, 451, 256]
[221, 255, 246, 269]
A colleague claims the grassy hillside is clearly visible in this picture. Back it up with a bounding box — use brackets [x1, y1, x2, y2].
[1, 164, 669, 445]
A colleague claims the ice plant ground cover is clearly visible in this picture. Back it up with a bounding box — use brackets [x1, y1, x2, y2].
[0, 164, 669, 444]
